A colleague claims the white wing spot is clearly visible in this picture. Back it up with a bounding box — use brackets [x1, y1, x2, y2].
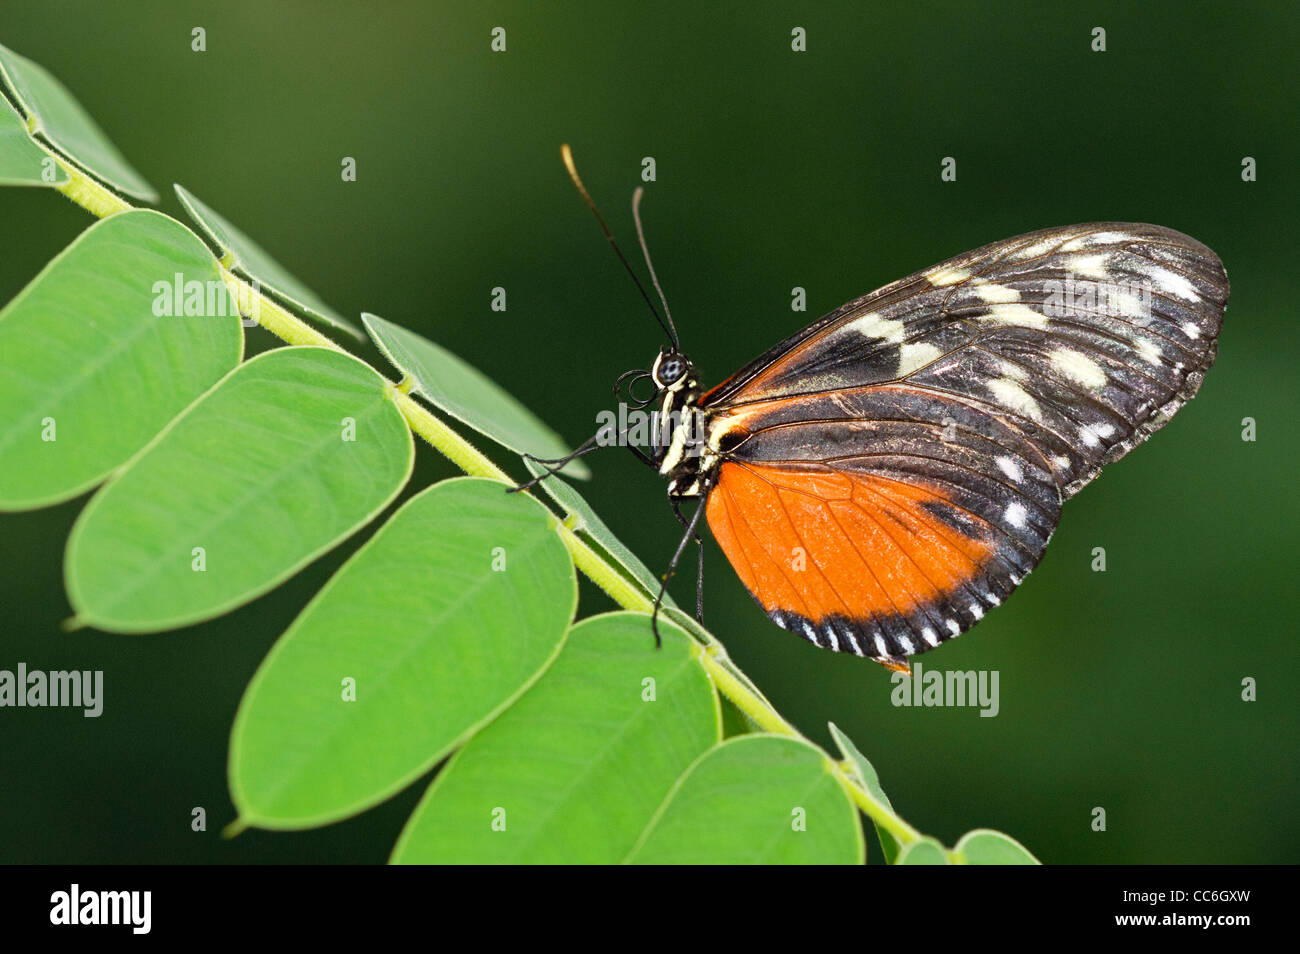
[995, 456, 1023, 483]
[982, 302, 1050, 330]
[999, 358, 1028, 381]
[848, 312, 905, 344]
[921, 627, 939, 647]
[975, 283, 1021, 303]
[1015, 237, 1064, 260]
[873, 634, 889, 657]
[1149, 267, 1200, 301]
[896, 342, 943, 376]
[928, 266, 970, 287]
[824, 626, 840, 652]
[988, 377, 1043, 421]
[969, 603, 984, 620]
[1072, 253, 1111, 280]
[1052, 455, 1072, 470]
[946, 619, 961, 636]
[1061, 231, 1131, 251]
[898, 635, 915, 654]
[1136, 338, 1163, 365]
[984, 592, 1001, 606]
[1050, 347, 1108, 389]
[1079, 422, 1116, 447]
[1004, 501, 1028, 528]
[1109, 287, 1150, 319]
[1181, 321, 1201, 339]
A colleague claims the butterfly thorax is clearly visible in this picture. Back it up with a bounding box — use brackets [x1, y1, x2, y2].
[641, 349, 724, 500]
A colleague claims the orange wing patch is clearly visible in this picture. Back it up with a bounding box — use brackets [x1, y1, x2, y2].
[706, 460, 998, 665]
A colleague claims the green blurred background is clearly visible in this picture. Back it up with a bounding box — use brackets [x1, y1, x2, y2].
[1, 1, 1295, 864]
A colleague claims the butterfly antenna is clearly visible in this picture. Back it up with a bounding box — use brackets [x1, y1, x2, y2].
[561, 144, 679, 350]
[632, 186, 679, 350]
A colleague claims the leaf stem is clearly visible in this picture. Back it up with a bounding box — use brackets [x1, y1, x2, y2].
[556, 522, 654, 613]
[696, 651, 795, 735]
[220, 271, 339, 350]
[51, 157, 133, 218]
[839, 770, 924, 847]
[392, 391, 510, 481]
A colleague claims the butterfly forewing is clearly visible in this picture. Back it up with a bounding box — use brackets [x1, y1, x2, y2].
[701, 223, 1228, 666]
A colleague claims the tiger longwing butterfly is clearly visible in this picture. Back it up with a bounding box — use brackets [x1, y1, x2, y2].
[527, 146, 1229, 673]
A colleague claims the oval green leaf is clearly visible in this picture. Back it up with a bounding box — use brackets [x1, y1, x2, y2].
[0, 93, 65, 186]
[391, 611, 719, 864]
[626, 735, 863, 864]
[0, 211, 243, 510]
[525, 459, 666, 603]
[829, 721, 900, 864]
[953, 829, 1041, 865]
[65, 346, 413, 632]
[896, 837, 952, 865]
[173, 184, 362, 339]
[230, 477, 576, 828]
[0, 42, 155, 200]
[363, 311, 589, 479]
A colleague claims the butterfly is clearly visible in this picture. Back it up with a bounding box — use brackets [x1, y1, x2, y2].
[525, 146, 1229, 672]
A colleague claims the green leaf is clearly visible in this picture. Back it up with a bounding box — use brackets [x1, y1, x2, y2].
[174, 184, 362, 340]
[896, 837, 952, 865]
[391, 612, 719, 863]
[0, 92, 65, 186]
[0, 211, 243, 510]
[64, 346, 412, 632]
[828, 721, 901, 864]
[952, 829, 1041, 865]
[230, 477, 576, 828]
[525, 459, 665, 602]
[626, 735, 863, 864]
[363, 312, 588, 479]
[0, 43, 155, 200]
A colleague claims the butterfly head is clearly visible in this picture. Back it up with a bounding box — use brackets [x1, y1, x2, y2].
[650, 348, 696, 394]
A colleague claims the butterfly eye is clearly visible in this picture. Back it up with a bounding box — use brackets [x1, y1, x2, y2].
[658, 356, 686, 386]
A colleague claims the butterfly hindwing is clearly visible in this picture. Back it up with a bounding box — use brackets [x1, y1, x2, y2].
[701, 223, 1228, 664]
[705, 392, 1062, 666]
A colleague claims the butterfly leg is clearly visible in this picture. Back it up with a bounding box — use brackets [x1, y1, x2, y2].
[653, 496, 706, 646]
[670, 495, 705, 623]
[509, 432, 604, 492]
[511, 423, 662, 493]
[624, 443, 656, 469]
